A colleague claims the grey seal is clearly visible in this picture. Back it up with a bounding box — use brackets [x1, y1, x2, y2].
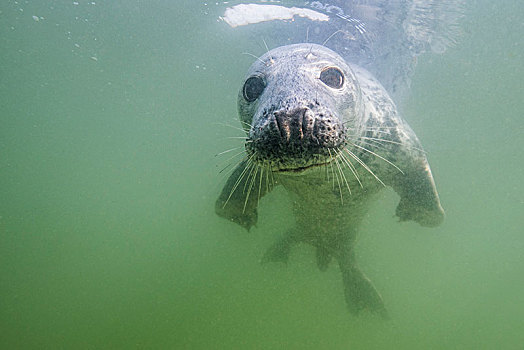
[215, 43, 444, 317]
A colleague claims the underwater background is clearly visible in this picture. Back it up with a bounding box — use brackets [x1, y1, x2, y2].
[1, 1, 523, 348]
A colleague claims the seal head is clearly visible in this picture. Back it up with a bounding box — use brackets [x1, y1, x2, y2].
[239, 44, 362, 172]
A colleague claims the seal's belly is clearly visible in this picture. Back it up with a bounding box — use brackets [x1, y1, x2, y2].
[277, 168, 383, 247]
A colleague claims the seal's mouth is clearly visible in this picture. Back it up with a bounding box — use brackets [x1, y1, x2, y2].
[275, 160, 332, 173]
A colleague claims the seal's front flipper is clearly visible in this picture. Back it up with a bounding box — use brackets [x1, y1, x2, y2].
[383, 120, 444, 227]
[338, 254, 388, 319]
[215, 160, 275, 231]
[393, 157, 444, 227]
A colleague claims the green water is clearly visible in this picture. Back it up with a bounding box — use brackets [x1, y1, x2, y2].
[1, 1, 523, 348]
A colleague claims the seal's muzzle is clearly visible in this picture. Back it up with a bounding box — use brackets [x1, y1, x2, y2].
[248, 106, 345, 169]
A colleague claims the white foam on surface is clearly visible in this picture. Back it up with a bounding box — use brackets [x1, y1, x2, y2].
[221, 4, 329, 28]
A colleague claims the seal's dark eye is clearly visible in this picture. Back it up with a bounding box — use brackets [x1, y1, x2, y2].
[243, 75, 266, 102]
[320, 67, 344, 89]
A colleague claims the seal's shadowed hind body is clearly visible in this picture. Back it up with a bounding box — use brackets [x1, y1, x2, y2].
[216, 43, 444, 317]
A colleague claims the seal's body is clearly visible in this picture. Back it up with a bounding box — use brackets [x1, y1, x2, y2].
[216, 44, 444, 316]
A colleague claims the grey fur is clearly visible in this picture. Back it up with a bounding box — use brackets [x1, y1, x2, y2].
[216, 43, 444, 317]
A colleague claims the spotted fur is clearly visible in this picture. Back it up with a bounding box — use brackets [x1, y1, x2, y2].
[216, 44, 443, 317]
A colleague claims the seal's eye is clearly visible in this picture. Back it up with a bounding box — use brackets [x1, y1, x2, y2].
[243, 75, 266, 102]
[320, 67, 344, 89]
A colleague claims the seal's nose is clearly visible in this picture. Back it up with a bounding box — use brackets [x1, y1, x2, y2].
[271, 107, 343, 148]
[274, 107, 310, 143]
[248, 106, 345, 163]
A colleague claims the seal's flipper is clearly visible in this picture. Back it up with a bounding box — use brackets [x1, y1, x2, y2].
[338, 252, 388, 318]
[316, 246, 332, 271]
[261, 236, 292, 264]
[393, 157, 444, 227]
[215, 160, 275, 231]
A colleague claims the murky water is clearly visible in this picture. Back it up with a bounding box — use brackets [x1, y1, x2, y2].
[1, 1, 523, 348]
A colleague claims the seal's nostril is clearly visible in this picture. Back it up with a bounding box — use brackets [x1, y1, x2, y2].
[274, 112, 290, 141]
[301, 113, 308, 139]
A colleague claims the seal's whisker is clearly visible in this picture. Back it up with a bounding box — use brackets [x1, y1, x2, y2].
[359, 136, 401, 146]
[218, 154, 247, 178]
[216, 155, 248, 185]
[224, 136, 250, 140]
[215, 122, 248, 133]
[343, 130, 395, 141]
[243, 160, 258, 194]
[350, 142, 404, 174]
[355, 136, 426, 156]
[218, 162, 233, 175]
[239, 120, 253, 129]
[327, 149, 336, 190]
[306, 26, 310, 43]
[242, 52, 267, 66]
[343, 148, 386, 187]
[218, 158, 247, 184]
[217, 149, 247, 170]
[328, 148, 344, 204]
[243, 164, 260, 213]
[306, 44, 314, 59]
[262, 38, 275, 65]
[257, 166, 264, 207]
[361, 126, 398, 129]
[270, 164, 276, 190]
[361, 130, 396, 136]
[353, 138, 390, 152]
[222, 155, 255, 209]
[344, 124, 398, 131]
[234, 158, 254, 193]
[265, 163, 270, 194]
[334, 150, 352, 195]
[322, 29, 344, 46]
[362, 126, 397, 134]
[358, 136, 426, 153]
[338, 149, 363, 188]
[215, 146, 245, 157]
[334, 160, 344, 204]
